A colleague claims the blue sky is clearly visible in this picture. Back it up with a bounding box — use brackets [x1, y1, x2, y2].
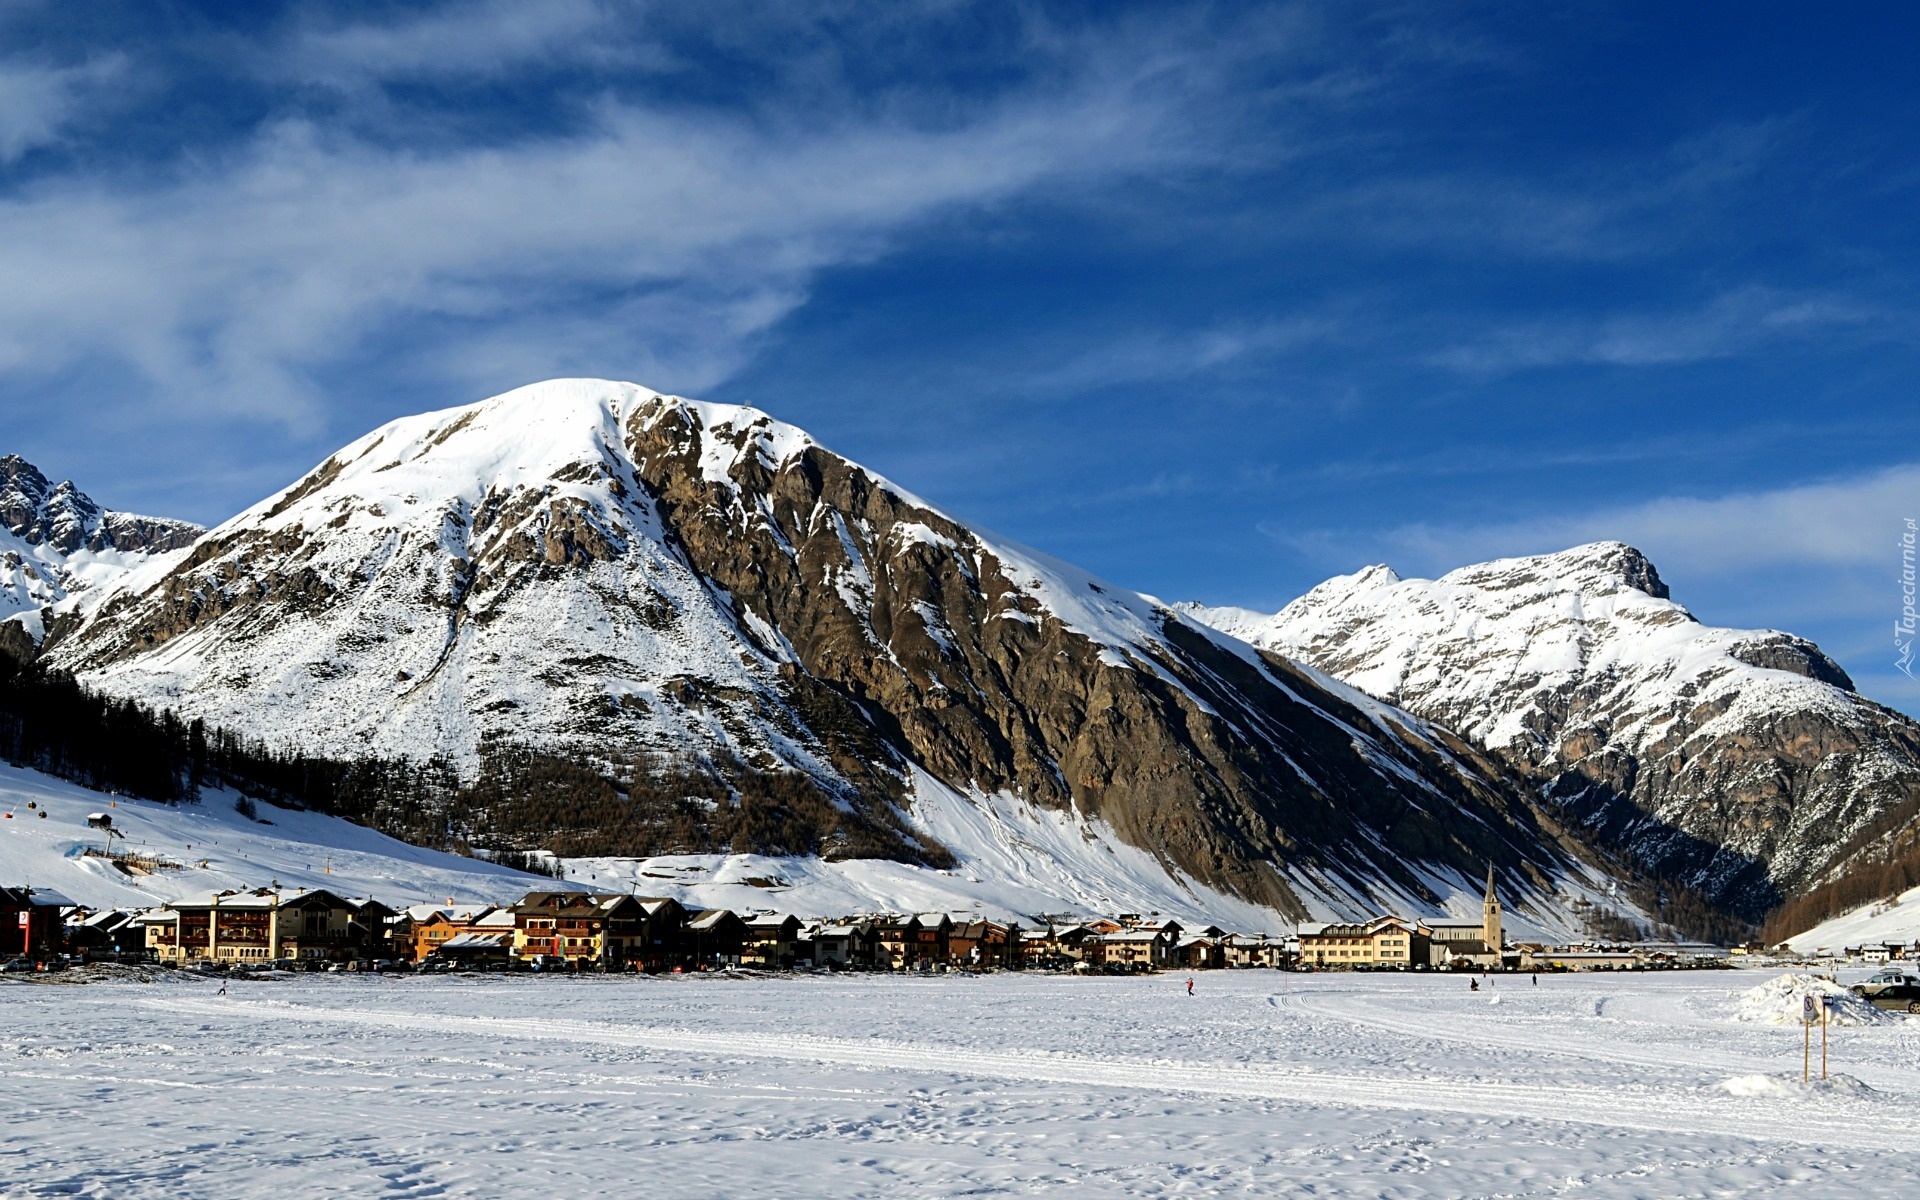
[0, 2, 1916, 713]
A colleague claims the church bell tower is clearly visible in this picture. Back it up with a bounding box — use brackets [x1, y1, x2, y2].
[1482, 865, 1502, 953]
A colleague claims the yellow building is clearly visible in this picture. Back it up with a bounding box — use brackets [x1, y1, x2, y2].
[1298, 916, 1418, 968]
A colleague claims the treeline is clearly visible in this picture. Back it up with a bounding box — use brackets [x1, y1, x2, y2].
[1574, 874, 1754, 947]
[0, 650, 200, 802]
[0, 648, 457, 840]
[1629, 875, 1753, 947]
[1759, 846, 1920, 945]
[0, 649, 940, 867]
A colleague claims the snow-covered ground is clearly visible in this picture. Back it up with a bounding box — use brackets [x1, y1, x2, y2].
[4, 969, 1915, 1198]
[0, 762, 537, 910]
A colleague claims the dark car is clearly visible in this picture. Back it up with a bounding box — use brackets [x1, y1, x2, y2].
[1851, 970, 1920, 1013]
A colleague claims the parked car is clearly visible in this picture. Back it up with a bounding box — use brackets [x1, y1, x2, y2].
[1850, 969, 1920, 1012]
[1, 957, 35, 973]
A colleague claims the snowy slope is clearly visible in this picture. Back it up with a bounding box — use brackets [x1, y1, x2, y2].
[0, 762, 538, 911]
[1179, 542, 1920, 914]
[1784, 886, 1920, 954]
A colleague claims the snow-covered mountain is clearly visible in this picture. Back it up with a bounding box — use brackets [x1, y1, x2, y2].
[0, 454, 202, 652]
[37, 380, 1634, 929]
[1179, 543, 1920, 918]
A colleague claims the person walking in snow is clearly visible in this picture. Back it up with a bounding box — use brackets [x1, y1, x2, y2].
[1186, 977, 1195, 996]
[1469, 978, 1478, 992]
[217, 980, 227, 996]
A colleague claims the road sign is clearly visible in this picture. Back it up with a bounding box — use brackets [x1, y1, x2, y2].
[1803, 993, 1818, 1023]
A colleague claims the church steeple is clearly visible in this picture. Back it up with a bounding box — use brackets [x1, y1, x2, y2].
[1482, 864, 1502, 952]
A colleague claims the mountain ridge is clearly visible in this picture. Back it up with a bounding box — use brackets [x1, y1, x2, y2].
[1179, 541, 1920, 918]
[35, 379, 1638, 929]
[0, 453, 203, 643]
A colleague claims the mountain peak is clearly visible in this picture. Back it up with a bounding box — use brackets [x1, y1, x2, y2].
[1557, 540, 1669, 599]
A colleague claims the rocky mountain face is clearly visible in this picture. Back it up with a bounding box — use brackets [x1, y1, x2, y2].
[0, 454, 203, 646]
[1180, 543, 1920, 919]
[40, 380, 1623, 925]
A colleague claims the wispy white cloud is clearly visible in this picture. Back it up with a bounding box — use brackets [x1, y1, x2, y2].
[1297, 118, 1791, 263]
[1428, 286, 1896, 375]
[0, 54, 122, 161]
[270, 0, 638, 90]
[1287, 462, 1920, 576]
[0, 61, 1212, 428]
[1020, 316, 1343, 393]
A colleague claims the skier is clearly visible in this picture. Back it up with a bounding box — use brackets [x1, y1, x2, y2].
[1186, 977, 1195, 996]
[1469, 978, 1478, 992]
[217, 979, 227, 996]
[1531, 973, 1538, 986]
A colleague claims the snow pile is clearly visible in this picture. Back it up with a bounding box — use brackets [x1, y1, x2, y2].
[1729, 974, 1896, 1027]
[1717, 1073, 1878, 1098]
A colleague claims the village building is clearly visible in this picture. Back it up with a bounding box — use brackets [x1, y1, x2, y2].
[1531, 948, 1646, 971]
[1173, 934, 1223, 970]
[509, 891, 684, 970]
[1298, 916, 1421, 969]
[947, 918, 1017, 969]
[435, 909, 517, 967]
[146, 888, 393, 964]
[741, 912, 803, 968]
[805, 921, 877, 968]
[911, 913, 954, 968]
[1094, 928, 1171, 969]
[2, 886, 74, 961]
[1420, 868, 1505, 969]
[65, 908, 145, 959]
[1222, 933, 1290, 968]
[684, 908, 746, 967]
[398, 904, 498, 963]
[871, 914, 922, 970]
[1021, 923, 1097, 968]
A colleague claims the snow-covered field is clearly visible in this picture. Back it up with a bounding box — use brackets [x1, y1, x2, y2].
[5, 970, 1916, 1198]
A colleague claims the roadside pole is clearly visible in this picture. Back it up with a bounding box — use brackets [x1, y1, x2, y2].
[1821, 996, 1829, 1082]
[1802, 992, 1815, 1083]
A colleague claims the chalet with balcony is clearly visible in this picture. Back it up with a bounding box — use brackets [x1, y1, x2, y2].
[509, 891, 682, 970]
[1222, 933, 1289, 968]
[148, 888, 392, 964]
